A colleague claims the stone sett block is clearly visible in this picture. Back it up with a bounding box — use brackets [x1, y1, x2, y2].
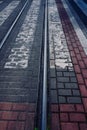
[65, 83, 78, 89]
[69, 113, 86, 122]
[59, 96, 66, 103]
[51, 114, 60, 130]
[70, 77, 77, 82]
[50, 78, 56, 89]
[73, 43, 78, 48]
[12, 103, 27, 111]
[72, 90, 80, 96]
[74, 48, 80, 54]
[58, 89, 72, 96]
[50, 60, 55, 68]
[57, 77, 69, 82]
[60, 104, 75, 112]
[0, 121, 8, 130]
[70, 51, 75, 57]
[17, 122, 25, 130]
[67, 97, 81, 103]
[51, 104, 59, 112]
[76, 54, 82, 60]
[50, 90, 58, 103]
[18, 112, 26, 120]
[80, 123, 87, 130]
[25, 113, 34, 130]
[1, 111, 18, 120]
[60, 113, 69, 121]
[57, 72, 63, 76]
[80, 85, 87, 97]
[79, 61, 85, 69]
[81, 51, 86, 58]
[82, 69, 87, 78]
[85, 79, 87, 86]
[61, 123, 79, 130]
[57, 83, 65, 88]
[72, 57, 78, 64]
[83, 98, 87, 112]
[75, 104, 84, 112]
[83, 58, 87, 66]
[50, 69, 56, 78]
[76, 74, 84, 84]
[68, 45, 73, 51]
[63, 72, 75, 77]
[74, 65, 81, 73]
[0, 102, 12, 111]
[78, 46, 83, 51]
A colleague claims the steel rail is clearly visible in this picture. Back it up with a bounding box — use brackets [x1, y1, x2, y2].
[0, 0, 29, 49]
[41, 0, 48, 129]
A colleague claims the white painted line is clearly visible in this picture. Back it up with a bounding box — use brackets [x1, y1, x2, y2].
[62, 0, 87, 55]
[4, 0, 41, 69]
[0, 1, 20, 26]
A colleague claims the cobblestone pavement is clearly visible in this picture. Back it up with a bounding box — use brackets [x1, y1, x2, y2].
[49, 0, 87, 129]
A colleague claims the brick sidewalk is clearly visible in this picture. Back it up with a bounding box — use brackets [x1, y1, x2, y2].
[0, 102, 35, 130]
[49, 0, 87, 129]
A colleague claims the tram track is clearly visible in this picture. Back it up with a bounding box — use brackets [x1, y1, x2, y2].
[0, 0, 48, 129]
[0, 0, 32, 49]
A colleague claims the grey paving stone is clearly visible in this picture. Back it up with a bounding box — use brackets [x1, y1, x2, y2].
[63, 72, 75, 77]
[50, 90, 58, 103]
[65, 83, 78, 89]
[0, 95, 28, 103]
[57, 72, 63, 76]
[57, 83, 65, 88]
[67, 97, 82, 103]
[56, 67, 68, 72]
[50, 60, 55, 68]
[59, 96, 66, 103]
[50, 68, 56, 77]
[70, 77, 77, 82]
[28, 89, 37, 103]
[72, 90, 80, 96]
[58, 89, 72, 96]
[50, 78, 56, 89]
[57, 77, 69, 82]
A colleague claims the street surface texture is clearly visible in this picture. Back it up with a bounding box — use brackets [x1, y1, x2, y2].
[0, 0, 87, 129]
[0, 0, 44, 129]
[49, 0, 87, 129]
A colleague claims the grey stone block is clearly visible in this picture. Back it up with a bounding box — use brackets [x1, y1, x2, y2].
[58, 89, 72, 96]
[50, 69, 56, 77]
[50, 78, 56, 89]
[57, 83, 65, 88]
[67, 97, 82, 103]
[50, 90, 58, 103]
[59, 96, 66, 103]
[72, 90, 80, 96]
[70, 77, 77, 82]
[57, 77, 69, 82]
[65, 83, 78, 89]
[57, 72, 63, 77]
[63, 72, 75, 77]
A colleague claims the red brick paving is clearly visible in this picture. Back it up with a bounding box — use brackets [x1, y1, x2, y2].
[50, 0, 87, 129]
[0, 102, 35, 130]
